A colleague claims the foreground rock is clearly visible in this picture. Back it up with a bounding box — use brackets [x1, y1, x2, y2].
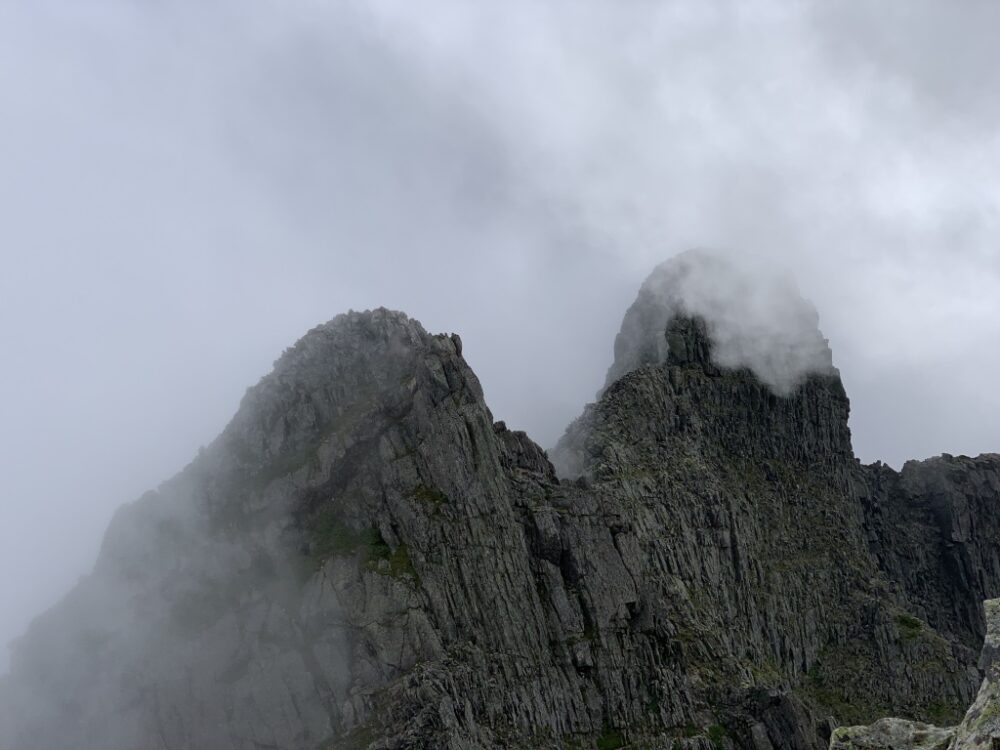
[831, 599, 1000, 750]
[2, 254, 999, 750]
[951, 600, 1000, 750]
[830, 718, 954, 750]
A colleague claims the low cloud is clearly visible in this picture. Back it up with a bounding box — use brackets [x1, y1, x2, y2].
[608, 251, 834, 395]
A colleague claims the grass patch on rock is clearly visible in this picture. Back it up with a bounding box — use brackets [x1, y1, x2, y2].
[412, 484, 449, 511]
[896, 613, 924, 641]
[595, 728, 625, 750]
[322, 724, 376, 750]
[707, 724, 729, 748]
[309, 507, 418, 583]
[924, 699, 966, 726]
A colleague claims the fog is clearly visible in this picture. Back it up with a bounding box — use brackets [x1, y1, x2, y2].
[607, 250, 836, 395]
[1, 0, 998, 672]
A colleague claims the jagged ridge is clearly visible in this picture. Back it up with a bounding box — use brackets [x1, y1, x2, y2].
[1, 259, 999, 750]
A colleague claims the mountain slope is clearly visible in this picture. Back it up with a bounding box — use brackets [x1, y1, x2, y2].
[2, 255, 998, 750]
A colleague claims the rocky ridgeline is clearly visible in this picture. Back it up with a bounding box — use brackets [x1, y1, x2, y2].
[831, 599, 1000, 750]
[1, 254, 999, 750]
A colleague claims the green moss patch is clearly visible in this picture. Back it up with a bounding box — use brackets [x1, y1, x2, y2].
[896, 613, 924, 641]
[309, 507, 418, 582]
[798, 660, 889, 727]
[412, 484, 449, 510]
[311, 509, 382, 564]
[322, 724, 376, 750]
[595, 728, 625, 750]
[924, 700, 966, 726]
[707, 724, 729, 749]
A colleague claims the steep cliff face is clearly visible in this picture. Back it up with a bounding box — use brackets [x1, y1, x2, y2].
[830, 598, 1000, 750]
[1, 256, 998, 750]
[863, 457, 1000, 649]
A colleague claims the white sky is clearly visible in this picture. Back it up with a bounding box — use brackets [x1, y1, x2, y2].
[1, 0, 998, 671]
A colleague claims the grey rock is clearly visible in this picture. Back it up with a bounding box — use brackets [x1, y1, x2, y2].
[830, 718, 954, 750]
[949, 599, 1000, 750]
[827, 599, 1000, 750]
[1, 258, 999, 750]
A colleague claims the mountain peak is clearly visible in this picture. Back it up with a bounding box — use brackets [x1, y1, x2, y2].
[606, 250, 835, 394]
[663, 314, 714, 367]
[4, 259, 1000, 750]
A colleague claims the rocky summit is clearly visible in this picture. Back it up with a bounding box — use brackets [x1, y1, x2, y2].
[1, 253, 998, 750]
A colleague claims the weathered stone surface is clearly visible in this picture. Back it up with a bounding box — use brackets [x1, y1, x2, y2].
[948, 599, 1000, 750]
[830, 718, 954, 750]
[826, 599, 1000, 750]
[1, 257, 999, 750]
[862, 458, 1000, 651]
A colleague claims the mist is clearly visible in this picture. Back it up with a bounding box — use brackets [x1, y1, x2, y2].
[607, 250, 836, 395]
[1, 0, 998, 674]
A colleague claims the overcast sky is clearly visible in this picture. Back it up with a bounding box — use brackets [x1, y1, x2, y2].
[1, 0, 998, 672]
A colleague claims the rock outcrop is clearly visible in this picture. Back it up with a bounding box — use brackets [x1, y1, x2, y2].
[830, 599, 1000, 750]
[1, 253, 998, 750]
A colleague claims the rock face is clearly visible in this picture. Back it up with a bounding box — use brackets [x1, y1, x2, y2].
[2, 254, 999, 750]
[951, 599, 1000, 750]
[864, 460, 1000, 652]
[830, 599, 1000, 750]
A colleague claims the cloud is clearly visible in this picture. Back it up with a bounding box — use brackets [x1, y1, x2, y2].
[607, 250, 834, 395]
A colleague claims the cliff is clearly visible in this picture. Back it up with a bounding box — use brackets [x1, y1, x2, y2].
[1, 253, 997, 750]
[830, 598, 1000, 750]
